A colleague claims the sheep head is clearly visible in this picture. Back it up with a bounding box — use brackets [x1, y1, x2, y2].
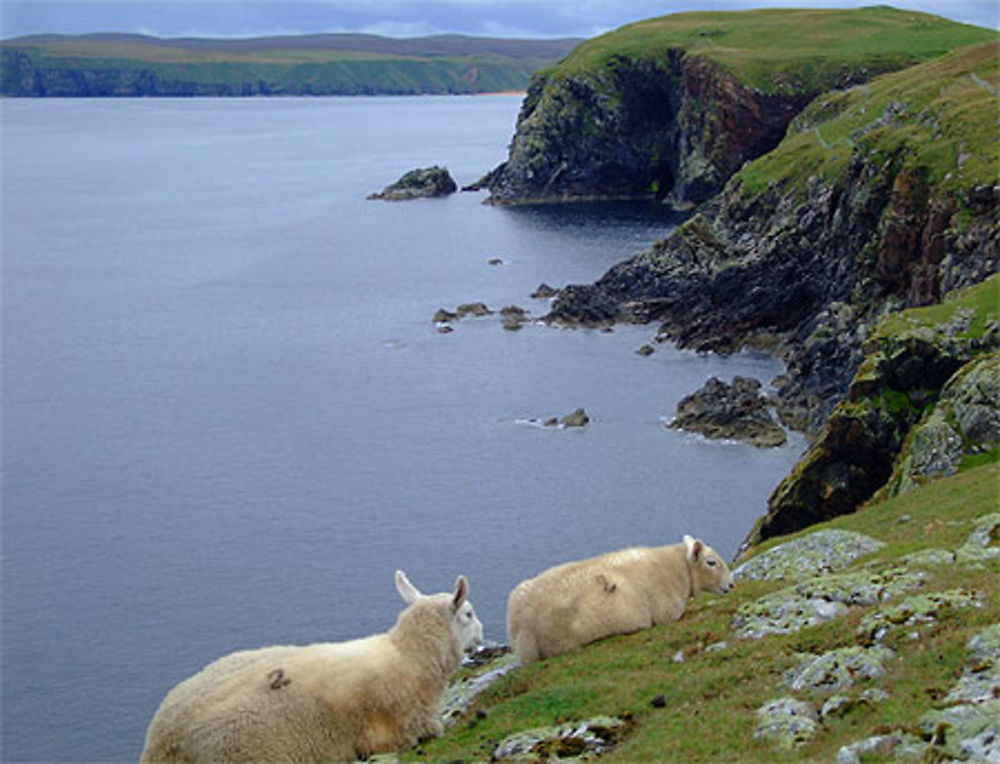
[683, 535, 734, 596]
[394, 570, 483, 654]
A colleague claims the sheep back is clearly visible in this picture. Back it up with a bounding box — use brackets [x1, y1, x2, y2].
[142, 596, 463, 763]
[506, 537, 732, 664]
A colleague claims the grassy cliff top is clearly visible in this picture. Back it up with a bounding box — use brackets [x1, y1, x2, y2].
[735, 40, 1000, 197]
[555, 6, 996, 93]
[1, 32, 580, 65]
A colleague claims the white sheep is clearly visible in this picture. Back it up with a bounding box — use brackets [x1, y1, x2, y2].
[507, 535, 733, 665]
[141, 570, 483, 763]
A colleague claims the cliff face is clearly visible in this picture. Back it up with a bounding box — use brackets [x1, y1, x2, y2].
[483, 7, 995, 207]
[548, 41, 999, 538]
[486, 52, 814, 207]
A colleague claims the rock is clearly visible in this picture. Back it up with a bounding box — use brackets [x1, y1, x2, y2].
[734, 529, 885, 581]
[441, 649, 518, 721]
[885, 351, 1000, 497]
[669, 376, 787, 448]
[732, 566, 924, 639]
[856, 589, 982, 644]
[456, 302, 493, 318]
[488, 257, 504, 266]
[560, 408, 590, 427]
[367, 166, 457, 200]
[433, 308, 458, 323]
[944, 623, 1000, 705]
[918, 699, 1000, 762]
[531, 283, 559, 299]
[753, 697, 819, 751]
[636, 344, 656, 356]
[493, 716, 629, 761]
[785, 645, 896, 693]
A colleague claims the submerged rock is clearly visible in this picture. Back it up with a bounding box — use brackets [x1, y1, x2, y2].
[368, 166, 457, 200]
[670, 376, 786, 448]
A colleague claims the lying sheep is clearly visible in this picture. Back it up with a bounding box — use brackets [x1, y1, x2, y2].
[507, 535, 733, 665]
[141, 571, 483, 763]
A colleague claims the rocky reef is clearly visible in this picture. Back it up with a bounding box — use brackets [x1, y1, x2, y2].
[483, 8, 993, 208]
[368, 166, 457, 201]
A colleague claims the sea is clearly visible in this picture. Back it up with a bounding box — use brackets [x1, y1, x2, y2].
[1, 95, 805, 762]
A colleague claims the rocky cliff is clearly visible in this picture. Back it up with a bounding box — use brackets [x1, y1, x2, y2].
[484, 8, 994, 207]
[548, 41, 998, 537]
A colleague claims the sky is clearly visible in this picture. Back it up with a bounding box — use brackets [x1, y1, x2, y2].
[2, 0, 997, 41]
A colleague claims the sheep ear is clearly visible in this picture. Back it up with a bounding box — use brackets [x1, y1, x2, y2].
[395, 570, 422, 605]
[684, 535, 704, 562]
[452, 575, 469, 611]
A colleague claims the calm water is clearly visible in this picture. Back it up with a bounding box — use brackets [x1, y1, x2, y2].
[1, 96, 804, 762]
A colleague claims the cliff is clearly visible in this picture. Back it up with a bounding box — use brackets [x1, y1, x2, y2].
[547, 41, 998, 537]
[0, 33, 580, 97]
[484, 7, 995, 207]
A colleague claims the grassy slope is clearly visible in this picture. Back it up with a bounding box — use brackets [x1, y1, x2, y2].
[418, 465, 998, 763]
[417, 281, 999, 761]
[550, 6, 995, 93]
[736, 40, 1000, 200]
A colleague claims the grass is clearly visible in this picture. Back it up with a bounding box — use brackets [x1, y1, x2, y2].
[734, 41, 1000, 198]
[872, 272, 1000, 342]
[414, 459, 999, 761]
[552, 7, 996, 94]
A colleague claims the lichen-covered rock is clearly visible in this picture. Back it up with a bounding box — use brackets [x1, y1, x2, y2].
[753, 697, 819, 751]
[368, 166, 457, 200]
[856, 589, 982, 644]
[956, 512, 1000, 564]
[669, 376, 787, 448]
[732, 567, 924, 639]
[441, 651, 519, 721]
[900, 547, 956, 568]
[734, 529, 884, 582]
[944, 623, 1000, 705]
[918, 698, 1000, 762]
[835, 733, 924, 764]
[785, 645, 896, 693]
[493, 716, 629, 761]
[886, 351, 1000, 497]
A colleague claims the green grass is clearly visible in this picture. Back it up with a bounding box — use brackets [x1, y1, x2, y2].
[552, 7, 995, 94]
[735, 40, 999, 198]
[872, 272, 1000, 342]
[415, 460, 999, 761]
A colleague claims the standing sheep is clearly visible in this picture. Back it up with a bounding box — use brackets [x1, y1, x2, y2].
[141, 571, 483, 763]
[507, 535, 733, 665]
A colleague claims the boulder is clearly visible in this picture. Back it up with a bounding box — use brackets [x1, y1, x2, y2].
[368, 166, 457, 200]
[670, 376, 786, 448]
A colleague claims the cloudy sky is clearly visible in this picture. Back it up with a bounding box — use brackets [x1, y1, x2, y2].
[2, 0, 997, 40]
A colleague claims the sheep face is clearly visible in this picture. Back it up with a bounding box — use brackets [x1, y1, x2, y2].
[683, 535, 734, 595]
[451, 582, 484, 654]
[395, 570, 483, 653]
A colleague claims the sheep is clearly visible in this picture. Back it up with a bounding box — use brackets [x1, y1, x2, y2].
[141, 570, 483, 763]
[507, 535, 733, 665]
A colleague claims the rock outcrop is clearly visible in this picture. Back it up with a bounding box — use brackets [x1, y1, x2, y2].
[369, 166, 457, 201]
[669, 376, 786, 447]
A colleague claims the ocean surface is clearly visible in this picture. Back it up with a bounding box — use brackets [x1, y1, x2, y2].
[1, 96, 805, 762]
